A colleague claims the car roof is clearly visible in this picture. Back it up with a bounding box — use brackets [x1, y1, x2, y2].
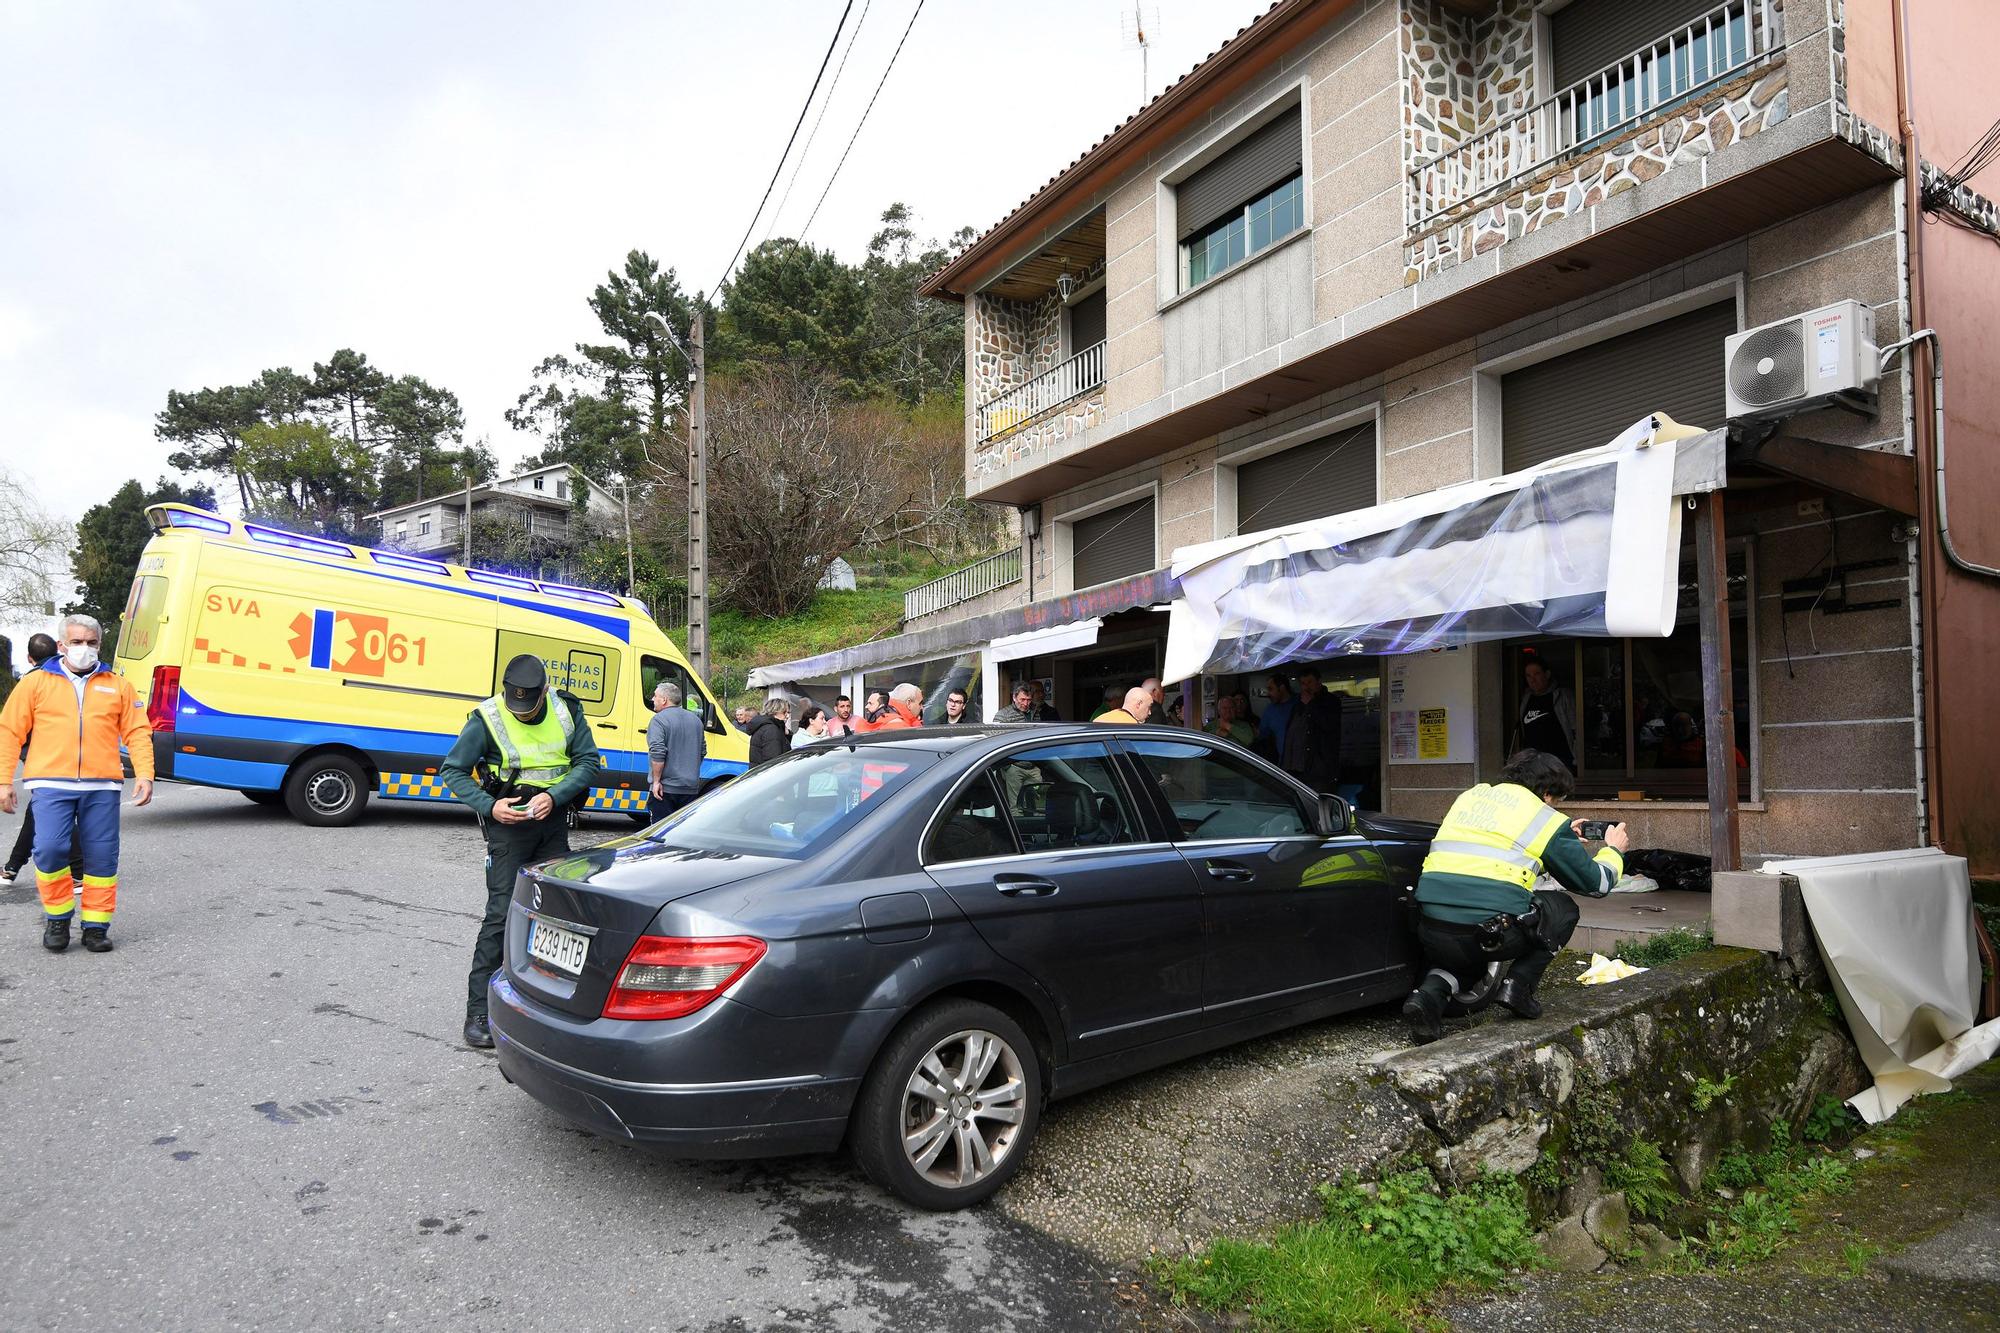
[814, 723, 1211, 755]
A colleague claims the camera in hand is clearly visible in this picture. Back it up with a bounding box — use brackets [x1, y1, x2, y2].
[1578, 819, 1611, 841]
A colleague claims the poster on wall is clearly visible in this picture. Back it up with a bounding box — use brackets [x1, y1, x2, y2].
[1385, 648, 1473, 765]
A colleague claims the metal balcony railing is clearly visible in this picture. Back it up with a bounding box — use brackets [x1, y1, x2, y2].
[903, 548, 1024, 620]
[976, 341, 1106, 442]
[1407, 0, 1784, 229]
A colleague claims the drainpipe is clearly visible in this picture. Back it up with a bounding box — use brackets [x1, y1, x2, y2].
[1888, 0, 1948, 850]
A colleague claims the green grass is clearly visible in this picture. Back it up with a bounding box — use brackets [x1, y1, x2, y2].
[664, 560, 958, 701]
[1612, 925, 1715, 968]
[1156, 1171, 1541, 1332]
[1682, 1123, 1854, 1270]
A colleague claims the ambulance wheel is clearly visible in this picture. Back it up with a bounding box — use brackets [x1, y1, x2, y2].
[284, 754, 371, 827]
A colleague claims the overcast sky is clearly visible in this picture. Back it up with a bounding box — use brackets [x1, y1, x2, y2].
[0, 0, 1271, 536]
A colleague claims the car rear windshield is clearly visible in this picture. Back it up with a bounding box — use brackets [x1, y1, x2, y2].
[649, 746, 935, 859]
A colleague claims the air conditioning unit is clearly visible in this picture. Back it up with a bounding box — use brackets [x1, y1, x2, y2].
[1725, 299, 1879, 420]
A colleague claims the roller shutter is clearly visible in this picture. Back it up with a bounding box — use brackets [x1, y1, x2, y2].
[1550, 0, 1732, 90]
[1176, 107, 1302, 241]
[1234, 423, 1378, 534]
[1501, 302, 1734, 472]
[1067, 288, 1106, 355]
[1071, 496, 1156, 590]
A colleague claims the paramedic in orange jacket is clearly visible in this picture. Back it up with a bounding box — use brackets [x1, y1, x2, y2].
[0, 614, 154, 952]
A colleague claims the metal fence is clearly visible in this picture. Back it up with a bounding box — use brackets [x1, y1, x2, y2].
[975, 341, 1106, 442]
[1407, 0, 1782, 229]
[903, 547, 1024, 621]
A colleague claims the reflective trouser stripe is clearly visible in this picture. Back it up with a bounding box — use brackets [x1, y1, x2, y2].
[35, 864, 75, 919]
[80, 873, 116, 925]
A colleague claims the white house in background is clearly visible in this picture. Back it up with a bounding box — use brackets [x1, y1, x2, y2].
[366, 463, 622, 559]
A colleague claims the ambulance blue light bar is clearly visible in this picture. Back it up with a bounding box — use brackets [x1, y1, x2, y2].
[244, 524, 354, 558]
[467, 569, 537, 591]
[371, 551, 450, 575]
[539, 582, 621, 607]
[162, 509, 232, 534]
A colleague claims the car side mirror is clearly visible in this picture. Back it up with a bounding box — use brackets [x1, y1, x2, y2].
[1319, 793, 1352, 836]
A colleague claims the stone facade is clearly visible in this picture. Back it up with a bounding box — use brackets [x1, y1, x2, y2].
[1400, 0, 1792, 283]
[971, 391, 1106, 482]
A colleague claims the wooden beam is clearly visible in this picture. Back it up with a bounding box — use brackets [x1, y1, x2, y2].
[1746, 433, 1918, 515]
[1695, 493, 1742, 873]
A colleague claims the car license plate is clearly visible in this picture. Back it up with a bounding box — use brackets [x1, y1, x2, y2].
[527, 919, 588, 975]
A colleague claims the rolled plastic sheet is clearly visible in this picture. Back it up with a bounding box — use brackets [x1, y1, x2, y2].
[1766, 846, 2000, 1123]
[1163, 414, 1701, 682]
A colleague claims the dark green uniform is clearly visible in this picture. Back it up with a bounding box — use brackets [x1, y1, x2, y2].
[439, 690, 602, 1017]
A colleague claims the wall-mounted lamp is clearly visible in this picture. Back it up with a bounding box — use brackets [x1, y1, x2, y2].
[1056, 271, 1077, 301]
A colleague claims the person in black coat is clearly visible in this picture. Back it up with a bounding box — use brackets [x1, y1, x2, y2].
[1281, 666, 1343, 792]
[745, 698, 791, 766]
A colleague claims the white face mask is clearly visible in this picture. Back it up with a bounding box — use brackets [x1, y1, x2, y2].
[64, 643, 99, 672]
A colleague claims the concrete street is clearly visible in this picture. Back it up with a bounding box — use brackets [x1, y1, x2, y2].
[0, 784, 1145, 1332]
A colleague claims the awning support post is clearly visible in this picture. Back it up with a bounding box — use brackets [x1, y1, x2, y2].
[1695, 492, 1742, 872]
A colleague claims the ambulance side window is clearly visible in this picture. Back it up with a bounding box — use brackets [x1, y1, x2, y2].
[495, 631, 619, 717]
[119, 576, 169, 662]
[641, 655, 721, 735]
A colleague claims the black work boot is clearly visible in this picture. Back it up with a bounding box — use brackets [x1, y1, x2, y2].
[463, 1012, 494, 1049]
[1495, 973, 1543, 1019]
[80, 927, 113, 953]
[1402, 971, 1454, 1045]
[43, 916, 71, 952]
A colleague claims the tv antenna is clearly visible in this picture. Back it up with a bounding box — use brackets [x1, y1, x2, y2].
[1120, 3, 1159, 103]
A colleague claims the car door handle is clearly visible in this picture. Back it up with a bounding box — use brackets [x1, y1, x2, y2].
[994, 875, 1059, 898]
[594, 722, 617, 730]
[1205, 861, 1255, 883]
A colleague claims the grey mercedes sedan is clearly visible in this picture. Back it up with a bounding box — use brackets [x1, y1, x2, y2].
[490, 724, 1429, 1210]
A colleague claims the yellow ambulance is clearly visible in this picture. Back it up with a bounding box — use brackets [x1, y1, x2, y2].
[112, 503, 746, 826]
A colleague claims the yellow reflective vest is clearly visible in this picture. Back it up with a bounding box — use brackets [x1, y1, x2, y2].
[1417, 781, 1623, 923]
[474, 695, 575, 789]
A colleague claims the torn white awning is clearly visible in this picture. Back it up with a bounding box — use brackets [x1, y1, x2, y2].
[989, 617, 1103, 662]
[1164, 415, 1721, 683]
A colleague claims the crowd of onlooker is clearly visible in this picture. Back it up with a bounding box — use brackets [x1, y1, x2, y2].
[735, 665, 1348, 792]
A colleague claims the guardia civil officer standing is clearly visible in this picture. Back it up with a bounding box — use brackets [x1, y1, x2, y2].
[440, 655, 601, 1048]
[1402, 749, 1626, 1044]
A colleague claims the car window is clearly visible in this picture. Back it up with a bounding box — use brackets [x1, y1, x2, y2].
[1125, 738, 1311, 841]
[642, 654, 722, 734]
[990, 741, 1142, 852]
[925, 772, 1018, 864]
[651, 747, 933, 859]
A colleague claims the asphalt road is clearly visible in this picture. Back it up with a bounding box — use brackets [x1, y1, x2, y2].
[0, 783, 1145, 1332]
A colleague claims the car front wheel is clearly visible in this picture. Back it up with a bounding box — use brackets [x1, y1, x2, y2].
[852, 998, 1041, 1210]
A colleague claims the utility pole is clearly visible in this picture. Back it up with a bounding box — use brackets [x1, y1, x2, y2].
[620, 480, 635, 594]
[688, 301, 710, 676]
[462, 472, 473, 566]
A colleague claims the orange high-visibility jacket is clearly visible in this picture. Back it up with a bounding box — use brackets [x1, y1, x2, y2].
[0, 658, 155, 784]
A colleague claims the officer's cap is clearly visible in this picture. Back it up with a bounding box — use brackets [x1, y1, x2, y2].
[502, 654, 547, 709]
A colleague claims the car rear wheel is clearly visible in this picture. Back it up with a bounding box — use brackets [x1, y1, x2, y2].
[852, 999, 1041, 1210]
[283, 754, 370, 827]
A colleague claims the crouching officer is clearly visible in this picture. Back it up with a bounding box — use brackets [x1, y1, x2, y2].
[440, 654, 602, 1048]
[1402, 749, 1628, 1044]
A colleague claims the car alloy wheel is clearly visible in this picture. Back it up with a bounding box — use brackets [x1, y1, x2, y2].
[901, 1028, 1028, 1189]
[852, 998, 1042, 1210]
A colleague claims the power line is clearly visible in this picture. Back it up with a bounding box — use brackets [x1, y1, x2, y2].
[710, 0, 856, 298]
[799, 0, 927, 242]
[766, 0, 874, 243]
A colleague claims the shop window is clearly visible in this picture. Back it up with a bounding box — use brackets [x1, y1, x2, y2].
[1503, 548, 1752, 799]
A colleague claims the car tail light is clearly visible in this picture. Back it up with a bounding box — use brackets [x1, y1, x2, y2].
[602, 935, 766, 1021]
[148, 666, 181, 733]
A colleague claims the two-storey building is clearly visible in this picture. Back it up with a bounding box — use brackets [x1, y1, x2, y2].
[367, 463, 620, 581]
[751, 0, 2000, 873]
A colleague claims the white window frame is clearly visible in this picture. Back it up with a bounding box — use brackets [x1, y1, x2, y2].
[1049, 479, 1161, 596]
[1213, 401, 1384, 539]
[1154, 81, 1311, 309]
[418, 516, 432, 537]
